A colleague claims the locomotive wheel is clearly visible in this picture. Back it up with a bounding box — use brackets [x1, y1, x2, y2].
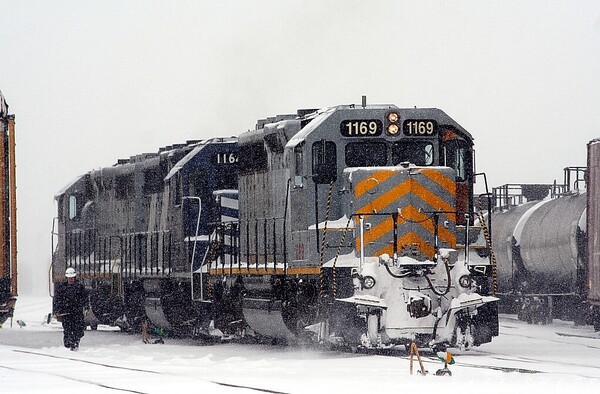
[89, 285, 123, 326]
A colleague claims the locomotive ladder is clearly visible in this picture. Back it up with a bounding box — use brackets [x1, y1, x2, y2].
[454, 216, 498, 296]
[475, 211, 498, 296]
[318, 180, 335, 301]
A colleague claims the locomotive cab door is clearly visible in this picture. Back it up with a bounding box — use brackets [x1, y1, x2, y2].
[311, 140, 337, 184]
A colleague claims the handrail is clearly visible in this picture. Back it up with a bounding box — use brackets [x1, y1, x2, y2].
[183, 196, 202, 301]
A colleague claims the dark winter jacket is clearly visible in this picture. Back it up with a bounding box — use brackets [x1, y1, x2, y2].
[53, 280, 88, 320]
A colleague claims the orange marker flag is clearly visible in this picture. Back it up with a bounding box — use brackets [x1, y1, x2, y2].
[436, 351, 455, 365]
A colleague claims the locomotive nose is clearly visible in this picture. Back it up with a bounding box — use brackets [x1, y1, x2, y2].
[345, 166, 457, 261]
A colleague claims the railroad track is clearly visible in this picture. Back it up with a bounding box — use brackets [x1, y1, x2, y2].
[3, 349, 288, 394]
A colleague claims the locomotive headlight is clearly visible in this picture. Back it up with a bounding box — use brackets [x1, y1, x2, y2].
[387, 112, 399, 123]
[362, 276, 376, 289]
[458, 275, 472, 288]
[387, 124, 399, 135]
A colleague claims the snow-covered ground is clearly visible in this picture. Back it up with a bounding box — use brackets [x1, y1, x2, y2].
[1, 295, 599, 393]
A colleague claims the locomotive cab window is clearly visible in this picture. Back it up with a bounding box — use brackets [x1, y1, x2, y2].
[68, 195, 78, 220]
[392, 141, 434, 166]
[345, 141, 387, 167]
[442, 140, 470, 181]
[312, 140, 337, 184]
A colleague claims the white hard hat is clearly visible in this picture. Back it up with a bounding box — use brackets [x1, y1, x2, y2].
[65, 267, 76, 278]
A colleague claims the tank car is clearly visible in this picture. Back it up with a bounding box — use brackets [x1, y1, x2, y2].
[52, 137, 238, 334]
[205, 100, 498, 350]
[0, 90, 17, 326]
[491, 169, 589, 324]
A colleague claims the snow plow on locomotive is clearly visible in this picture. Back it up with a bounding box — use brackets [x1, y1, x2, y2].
[52, 100, 499, 350]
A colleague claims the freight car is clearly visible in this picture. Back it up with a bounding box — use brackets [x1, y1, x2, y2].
[587, 139, 600, 330]
[206, 99, 498, 350]
[52, 99, 499, 350]
[490, 164, 600, 330]
[0, 90, 17, 326]
[52, 138, 238, 333]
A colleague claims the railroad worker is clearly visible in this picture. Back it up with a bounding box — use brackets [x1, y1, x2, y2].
[53, 267, 88, 350]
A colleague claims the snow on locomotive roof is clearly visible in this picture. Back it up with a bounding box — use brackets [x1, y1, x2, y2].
[165, 137, 236, 181]
[285, 105, 473, 150]
[239, 119, 304, 146]
[286, 106, 335, 149]
[255, 114, 297, 130]
[54, 173, 86, 199]
[113, 139, 204, 166]
[241, 103, 473, 151]
[54, 138, 234, 198]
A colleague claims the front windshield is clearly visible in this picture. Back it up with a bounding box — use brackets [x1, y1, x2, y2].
[392, 141, 434, 166]
[345, 141, 387, 167]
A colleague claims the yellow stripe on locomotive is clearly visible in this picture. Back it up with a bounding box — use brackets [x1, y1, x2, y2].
[351, 166, 457, 260]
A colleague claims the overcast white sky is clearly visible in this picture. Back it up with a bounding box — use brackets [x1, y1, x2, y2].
[1, 1, 599, 295]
